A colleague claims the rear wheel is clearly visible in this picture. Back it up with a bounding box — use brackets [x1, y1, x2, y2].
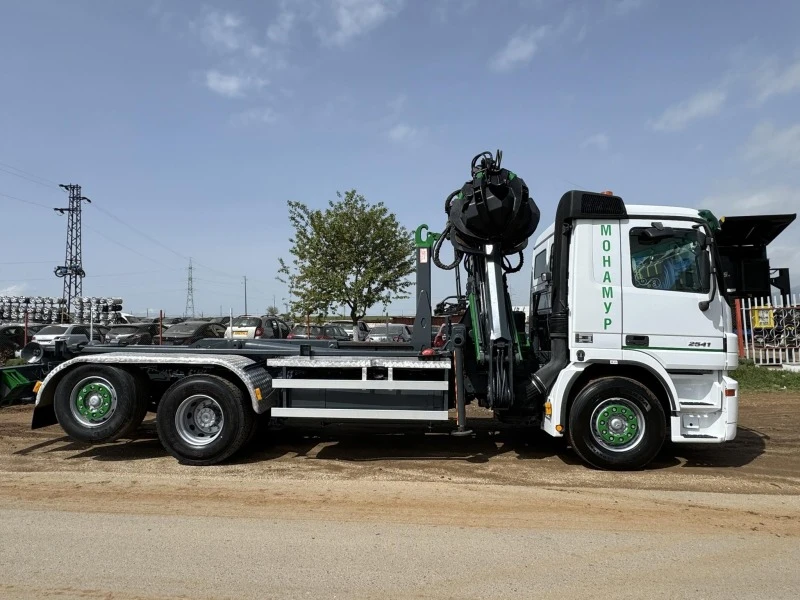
[568, 377, 665, 470]
[54, 365, 148, 443]
[156, 375, 254, 465]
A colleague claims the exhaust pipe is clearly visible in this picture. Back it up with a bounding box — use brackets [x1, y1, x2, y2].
[531, 190, 627, 397]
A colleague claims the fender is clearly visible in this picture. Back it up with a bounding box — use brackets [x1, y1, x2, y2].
[542, 356, 679, 437]
[33, 353, 273, 428]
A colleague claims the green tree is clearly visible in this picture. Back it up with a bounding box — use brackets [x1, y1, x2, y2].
[278, 190, 415, 324]
[266, 305, 280, 316]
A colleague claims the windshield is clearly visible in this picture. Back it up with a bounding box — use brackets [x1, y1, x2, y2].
[165, 323, 200, 335]
[630, 228, 710, 293]
[232, 317, 261, 327]
[109, 326, 141, 335]
[369, 325, 405, 334]
[291, 325, 321, 336]
[36, 326, 69, 335]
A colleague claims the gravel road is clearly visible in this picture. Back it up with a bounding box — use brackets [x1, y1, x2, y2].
[0, 392, 798, 599]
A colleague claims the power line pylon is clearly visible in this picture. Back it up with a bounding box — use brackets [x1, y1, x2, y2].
[54, 184, 91, 322]
[185, 258, 195, 318]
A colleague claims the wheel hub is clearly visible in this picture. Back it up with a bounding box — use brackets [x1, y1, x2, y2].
[591, 400, 644, 451]
[70, 377, 118, 428]
[76, 384, 113, 420]
[175, 395, 224, 447]
[196, 406, 218, 431]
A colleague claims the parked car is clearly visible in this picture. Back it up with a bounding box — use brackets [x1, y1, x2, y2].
[104, 323, 160, 346]
[146, 317, 184, 327]
[326, 319, 370, 341]
[367, 324, 413, 342]
[155, 321, 226, 346]
[287, 324, 350, 341]
[0, 323, 46, 351]
[224, 316, 291, 340]
[207, 316, 231, 326]
[32, 324, 106, 350]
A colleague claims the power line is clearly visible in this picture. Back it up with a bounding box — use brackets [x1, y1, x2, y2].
[83, 224, 176, 268]
[0, 190, 53, 210]
[88, 202, 254, 282]
[85, 268, 183, 278]
[89, 202, 189, 261]
[0, 165, 60, 189]
[0, 160, 60, 186]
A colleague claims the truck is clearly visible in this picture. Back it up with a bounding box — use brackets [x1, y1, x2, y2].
[19, 151, 796, 469]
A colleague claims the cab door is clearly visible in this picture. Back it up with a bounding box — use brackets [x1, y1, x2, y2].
[621, 219, 726, 371]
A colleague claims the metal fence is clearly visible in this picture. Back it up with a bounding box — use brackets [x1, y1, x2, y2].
[738, 295, 800, 365]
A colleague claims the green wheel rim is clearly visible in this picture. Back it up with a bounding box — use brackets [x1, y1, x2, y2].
[590, 398, 645, 452]
[69, 376, 118, 428]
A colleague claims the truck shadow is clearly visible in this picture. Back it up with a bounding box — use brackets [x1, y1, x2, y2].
[15, 422, 767, 470]
[241, 419, 580, 466]
[664, 426, 768, 469]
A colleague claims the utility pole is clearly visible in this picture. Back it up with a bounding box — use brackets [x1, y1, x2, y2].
[184, 258, 195, 318]
[243, 276, 248, 315]
[54, 184, 91, 322]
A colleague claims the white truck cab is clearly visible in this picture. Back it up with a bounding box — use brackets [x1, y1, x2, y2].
[530, 204, 739, 448]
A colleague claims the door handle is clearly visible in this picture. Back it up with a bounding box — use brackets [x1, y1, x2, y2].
[625, 335, 649, 347]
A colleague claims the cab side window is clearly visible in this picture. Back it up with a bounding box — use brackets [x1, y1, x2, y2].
[533, 250, 547, 279]
[630, 228, 710, 293]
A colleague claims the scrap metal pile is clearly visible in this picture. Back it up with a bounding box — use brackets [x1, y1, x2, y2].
[0, 295, 124, 325]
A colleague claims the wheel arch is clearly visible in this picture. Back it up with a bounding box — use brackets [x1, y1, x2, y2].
[561, 361, 675, 431]
[33, 354, 271, 429]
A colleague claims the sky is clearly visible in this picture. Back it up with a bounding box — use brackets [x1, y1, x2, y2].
[1, 0, 799, 318]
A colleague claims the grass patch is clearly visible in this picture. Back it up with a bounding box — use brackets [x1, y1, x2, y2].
[731, 360, 800, 392]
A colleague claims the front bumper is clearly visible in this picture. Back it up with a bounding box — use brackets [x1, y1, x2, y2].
[670, 375, 738, 443]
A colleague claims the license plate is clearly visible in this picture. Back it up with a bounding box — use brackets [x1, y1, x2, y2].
[233, 331, 248, 337]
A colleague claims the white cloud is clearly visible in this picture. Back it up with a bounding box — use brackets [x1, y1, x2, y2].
[196, 10, 246, 52]
[387, 123, 422, 143]
[607, 0, 645, 16]
[489, 25, 549, 72]
[267, 9, 295, 44]
[650, 89, 726, 132]
[754, 57, 800, 104]
[387, 93, 407, 114]
[742, 122, 800, 170]
[580, 133, 609, 151]
[0, 284, 27, 296]
[702, 185, 800, 215]
[432, 0, 478, 22]
[321, 0, 404, 46]
[231, 107, 278, 126]
[205, 70, 267, 98]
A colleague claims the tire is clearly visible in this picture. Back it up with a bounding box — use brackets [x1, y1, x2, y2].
[156, 375, 254, 466]
[54, 365, 148, 443]
[568, 376, 665, 470]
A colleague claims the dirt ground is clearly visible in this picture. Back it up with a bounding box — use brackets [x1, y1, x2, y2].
[0, 392, 799, 599]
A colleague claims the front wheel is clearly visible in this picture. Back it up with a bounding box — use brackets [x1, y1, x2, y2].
[156, 375, 254, 465]
[568, 377, 665, 470]
[53, 365, 148, 443]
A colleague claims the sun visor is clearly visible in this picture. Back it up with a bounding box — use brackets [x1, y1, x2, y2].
[715, 214, 796, 247]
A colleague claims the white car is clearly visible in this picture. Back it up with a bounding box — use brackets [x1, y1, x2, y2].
[32, 324, 105, 350]
[224, 315, 291, 340]
[326, 320, 370, 341]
